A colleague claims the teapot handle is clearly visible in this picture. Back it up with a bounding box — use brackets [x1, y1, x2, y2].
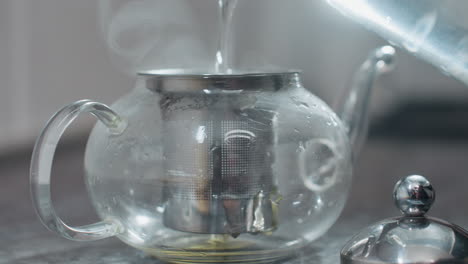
[30, 100, 127, 241]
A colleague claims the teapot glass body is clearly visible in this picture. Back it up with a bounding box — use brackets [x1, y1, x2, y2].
[46, 72, 350, 262]
[85, 72, 351, 262]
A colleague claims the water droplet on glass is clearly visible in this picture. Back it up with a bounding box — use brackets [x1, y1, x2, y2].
[439, 65, 450, 76]
[293, 193, 304, 205]
[156, 206, 165, 213]
[300, 102, 309, 109]
[329, 118, 338, 127]
[297, 218, 304, 224]
[388, 39, 398, 47]
[290, 96, 299, 106]
[296, 141, 306, 153]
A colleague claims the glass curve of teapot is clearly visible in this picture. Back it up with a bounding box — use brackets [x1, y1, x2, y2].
[30, 46, 394, 263]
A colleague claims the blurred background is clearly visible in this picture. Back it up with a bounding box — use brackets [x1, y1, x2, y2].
[1, 0, 468, 263]
[2, 0, 468, 153]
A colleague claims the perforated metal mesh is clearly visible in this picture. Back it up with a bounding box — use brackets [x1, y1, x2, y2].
[163, 119, 273, 200]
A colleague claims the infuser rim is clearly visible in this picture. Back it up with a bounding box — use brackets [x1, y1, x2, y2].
[141, 68, 303, 92]
[138, 68, 302, 78]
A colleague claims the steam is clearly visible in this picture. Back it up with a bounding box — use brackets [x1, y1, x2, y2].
[97, 0, 291, 76]
[98, 0, 212, 75]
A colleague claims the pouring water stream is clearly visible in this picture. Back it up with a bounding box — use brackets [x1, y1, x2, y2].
[215, 0, 238, 74]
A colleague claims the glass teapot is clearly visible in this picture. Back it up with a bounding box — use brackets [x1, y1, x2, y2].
[30, 46, 394, 263]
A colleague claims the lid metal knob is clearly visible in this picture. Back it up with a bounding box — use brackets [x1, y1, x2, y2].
[393, 175, 435, 217]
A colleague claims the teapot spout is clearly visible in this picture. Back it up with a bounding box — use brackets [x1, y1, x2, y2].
[337, 45, 395, 157]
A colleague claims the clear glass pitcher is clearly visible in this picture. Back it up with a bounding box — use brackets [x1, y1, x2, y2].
[326, 0, 468, 86]
[30, 46, 394, 263]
